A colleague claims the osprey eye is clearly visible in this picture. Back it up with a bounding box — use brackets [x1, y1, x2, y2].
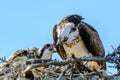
[63, 36, 68, 42]
[71, 27, 76, 31]
[70, 27, 76, 33]
[44, 46, 49, 49]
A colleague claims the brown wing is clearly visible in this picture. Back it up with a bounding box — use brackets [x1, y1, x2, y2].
[7, 50, 29, 61]
[55, 44, 67, 60]
[52, 24, 58, 43]
[52, 25, 67, 60]
[78, 22, 106, 69]
[78, 22, 105, 57]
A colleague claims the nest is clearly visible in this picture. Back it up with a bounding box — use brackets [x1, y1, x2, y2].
[1, 45, 120, 80]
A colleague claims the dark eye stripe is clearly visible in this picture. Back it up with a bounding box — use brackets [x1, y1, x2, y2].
[44, 44, 50, 49]
[63, 36, 68, 42]
[44, 46, 49, 49]
[71, 27, 76, 31]
[69, 27, 76, 33]
[39, 44, 51, 58]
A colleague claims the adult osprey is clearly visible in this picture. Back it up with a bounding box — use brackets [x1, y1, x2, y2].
[52, 14, 105, 71]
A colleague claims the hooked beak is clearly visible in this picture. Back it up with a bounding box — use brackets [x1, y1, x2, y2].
[55, 39, 62, 48]
[56, 36, 68, 45]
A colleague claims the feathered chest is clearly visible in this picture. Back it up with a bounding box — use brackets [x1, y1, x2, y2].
[62, 36, 89, 58]
[64, 36, 81, 48]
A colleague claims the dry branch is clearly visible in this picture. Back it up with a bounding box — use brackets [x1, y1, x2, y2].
[26, 56, 115, 67]
[0, 45, 120, 80]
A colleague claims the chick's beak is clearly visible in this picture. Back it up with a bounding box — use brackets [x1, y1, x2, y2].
[49, 45, 55, 51]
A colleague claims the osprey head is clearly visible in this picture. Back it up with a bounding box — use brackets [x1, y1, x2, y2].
[37, 44, 55, 59]
[57, 22, 79, 44]
[56, 14, 83, 45]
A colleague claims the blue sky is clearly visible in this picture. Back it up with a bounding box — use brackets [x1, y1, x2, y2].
[0, 0, 120, 74]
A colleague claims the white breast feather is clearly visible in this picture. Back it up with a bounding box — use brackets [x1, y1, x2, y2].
[63, 36, 90, 58]
[41, 49, 53, 59]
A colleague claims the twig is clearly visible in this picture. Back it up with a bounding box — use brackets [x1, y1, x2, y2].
[57, 65, 70, 80]
[0, 57, 7, 63]
[73, 70, 120, 80]
[72, 70, 104, 77]
[38, 68, 60, 77]
[70, 64, 73, 80]
[26, 59, 52, 65]
[26, 56, 112, 68]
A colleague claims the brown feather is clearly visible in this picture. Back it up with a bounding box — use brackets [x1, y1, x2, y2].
[56, 44, 67, 60]
[52, 24, 67, 60]
[78, 21, 106, 69]
[78, 22, 105, 57]
[52, 24, 58, 43]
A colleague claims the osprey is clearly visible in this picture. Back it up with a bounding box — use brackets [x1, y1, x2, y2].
[23, 44, 55, 79]
[52, 14, 105, 71]
[6, 44, 55, 61]
[25, 44, 55, 79]
[0, 44, 55, 79]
